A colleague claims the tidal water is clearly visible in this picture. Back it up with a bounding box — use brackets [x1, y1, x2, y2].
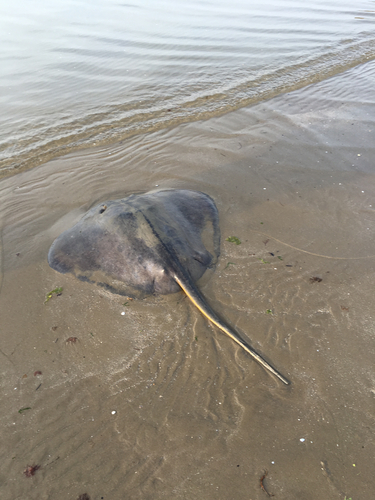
[1, 0, 375, 176]
[1, 3, 375, 497]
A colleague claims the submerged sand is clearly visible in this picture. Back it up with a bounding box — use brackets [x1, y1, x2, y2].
[1, 62, 375, 500]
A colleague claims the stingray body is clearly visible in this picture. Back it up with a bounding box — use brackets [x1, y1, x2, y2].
[48, 189, 289, 384]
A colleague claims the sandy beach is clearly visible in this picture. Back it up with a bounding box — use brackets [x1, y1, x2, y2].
[1, 61, 375, 499]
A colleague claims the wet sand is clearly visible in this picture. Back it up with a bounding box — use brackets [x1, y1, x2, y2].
[1, 62, 375, 499]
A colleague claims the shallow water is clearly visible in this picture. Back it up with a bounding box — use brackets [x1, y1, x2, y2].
[1, 62, 375, 499]
[1, 0, 375, 176]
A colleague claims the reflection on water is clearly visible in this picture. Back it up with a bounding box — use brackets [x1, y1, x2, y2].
[1, 0, 375, 175]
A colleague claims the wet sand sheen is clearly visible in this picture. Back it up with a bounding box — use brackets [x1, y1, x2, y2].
[1, 62, 375, 499]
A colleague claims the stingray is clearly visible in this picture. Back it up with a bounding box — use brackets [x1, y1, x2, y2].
[48, 189, 289, 385]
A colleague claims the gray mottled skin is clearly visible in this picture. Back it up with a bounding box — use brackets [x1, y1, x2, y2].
[48, 189, 220, 297]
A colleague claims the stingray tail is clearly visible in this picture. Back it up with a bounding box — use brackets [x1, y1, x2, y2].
[174, 273, 289, 385]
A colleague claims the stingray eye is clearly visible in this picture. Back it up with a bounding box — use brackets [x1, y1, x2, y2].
[99, 205, 107, 214]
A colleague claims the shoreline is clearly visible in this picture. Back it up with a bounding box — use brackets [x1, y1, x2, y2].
[2, 57, 375, 181]
[1, 61, 375, 499]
